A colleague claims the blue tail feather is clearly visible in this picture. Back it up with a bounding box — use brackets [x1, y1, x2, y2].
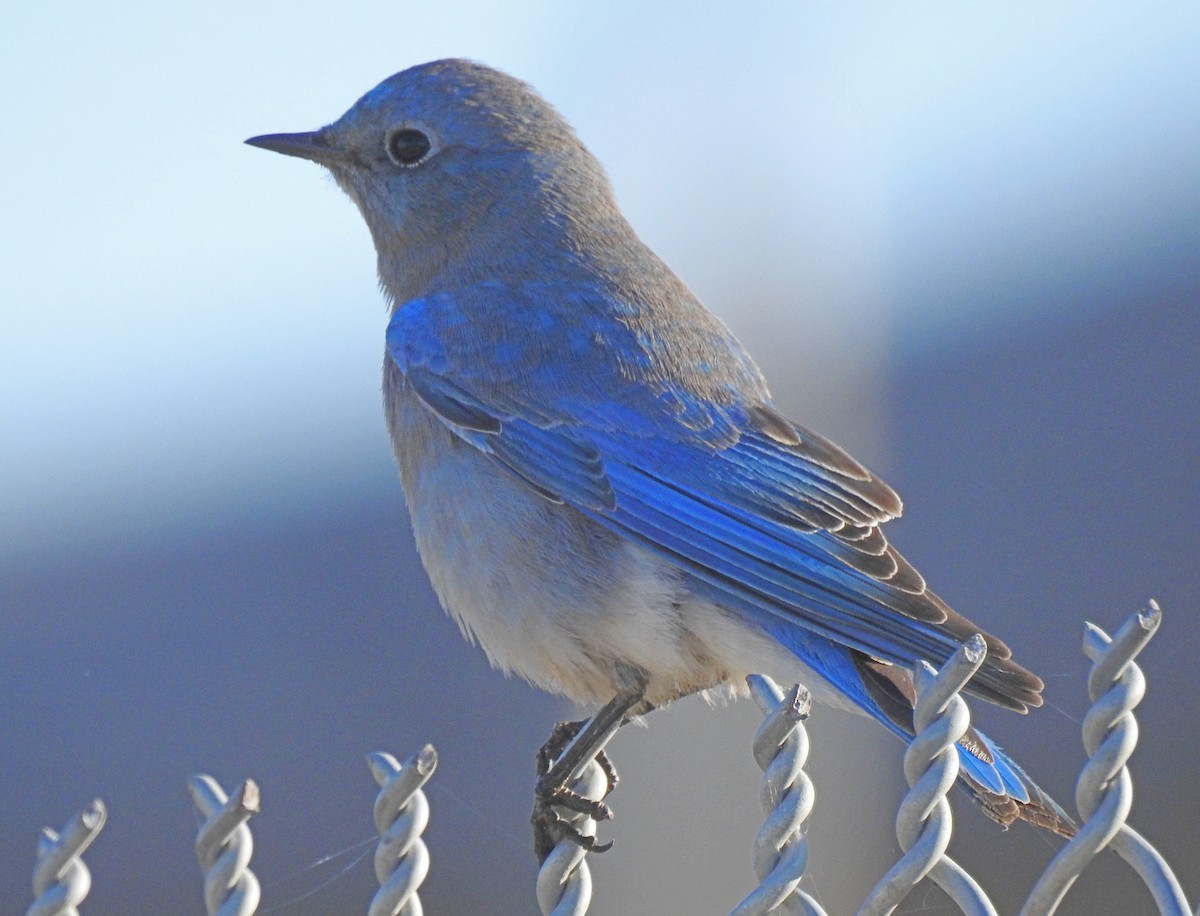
[756, 614, 1074, 835]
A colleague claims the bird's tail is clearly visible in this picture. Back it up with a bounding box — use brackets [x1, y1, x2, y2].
[766, 624, 1076, 837]
[850, 652, 1076, 836]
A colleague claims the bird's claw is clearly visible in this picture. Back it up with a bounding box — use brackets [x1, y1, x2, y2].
[536, 780, 614, 820]
[533, 718, 619, 861]
[531, 794, 614, 860]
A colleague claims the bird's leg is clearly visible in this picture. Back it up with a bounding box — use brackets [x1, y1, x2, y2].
[532, 667, 646, 861]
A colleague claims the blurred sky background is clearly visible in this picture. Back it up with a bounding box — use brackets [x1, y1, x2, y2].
[3, 3, 1198, 914]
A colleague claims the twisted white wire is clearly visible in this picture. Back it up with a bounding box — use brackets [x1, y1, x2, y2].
[732, 675, 823, 916]
[860, 635, 994, 916]
[535, 758, 608, 916]
[366, 745, 437, 916]
[189, 775, 261, 916]
[27, 799, 106, 916]
[1022, 601, 1189, 915]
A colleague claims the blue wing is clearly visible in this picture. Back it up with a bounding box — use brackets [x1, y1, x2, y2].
[387, 286, 1044, 712]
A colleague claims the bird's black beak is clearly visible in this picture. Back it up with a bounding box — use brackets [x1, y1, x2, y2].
[245, 130, 343, 166]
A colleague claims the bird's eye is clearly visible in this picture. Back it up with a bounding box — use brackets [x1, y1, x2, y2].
[386, 128, 432, 167]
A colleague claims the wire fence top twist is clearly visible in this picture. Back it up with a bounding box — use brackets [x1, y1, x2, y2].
[1022, 601, 1189, 916]
[189, 775, 261, 916]
[733, 676, 823, 916]
[367, 744, 437, 916]
[857, 635, 996, 916]
[27, 799, 106, 916]
[536, 759, 610, 916]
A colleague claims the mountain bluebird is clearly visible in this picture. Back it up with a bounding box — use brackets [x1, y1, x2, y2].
[247, 58, 1072, 849]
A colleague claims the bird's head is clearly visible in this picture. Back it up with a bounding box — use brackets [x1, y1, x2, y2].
[247, 59, 617, 301]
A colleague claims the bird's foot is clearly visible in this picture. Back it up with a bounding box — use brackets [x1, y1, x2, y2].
[532, 718, 618, 861]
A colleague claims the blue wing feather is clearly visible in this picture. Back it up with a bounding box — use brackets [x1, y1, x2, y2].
[386, 289, 1041, 711]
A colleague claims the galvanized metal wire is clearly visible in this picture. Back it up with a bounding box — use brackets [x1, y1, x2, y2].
[18, 602, 1194, 915]
[733, 676, 824, 916]
[1023, 601, 1189, 915]
[535, 758, 610, 916]
[27, 799, 106, 916]
[859, 634, 996, 916]
[366, 745, 437, 916]
[189, 775, 261, 916]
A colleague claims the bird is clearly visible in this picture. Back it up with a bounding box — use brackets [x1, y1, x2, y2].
[246, 58, 1073, 853]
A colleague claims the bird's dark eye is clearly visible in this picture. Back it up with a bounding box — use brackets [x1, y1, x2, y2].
[386, 128, 432, 167]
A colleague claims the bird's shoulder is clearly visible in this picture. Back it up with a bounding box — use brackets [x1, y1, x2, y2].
[386, 278, 766, 442]
[386, 279, 902, 522]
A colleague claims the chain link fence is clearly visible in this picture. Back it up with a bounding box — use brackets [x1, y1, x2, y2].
[24, 602, 1193, 915]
